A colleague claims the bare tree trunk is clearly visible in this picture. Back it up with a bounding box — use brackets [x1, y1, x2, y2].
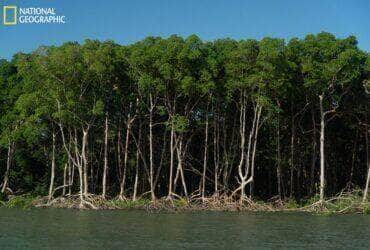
[176, 138, 188, 199]
[133, 125, 141, 201]
[276, 108, 282, 199]
[1, 140, 14, 194]
[167, 116, 175, 198]
[102, 113, 109, 198]
[349, 130, 358, 184]
[149, 93, 156, 201]
[74, 130, 84, 204]
[363, 121, 369, 202]
[235, 99, 261, 202]
[48, 132, 56, 201]
[290, 116, 295, 198]
[117, 127, 122, 185]
[57, 102, 86, 206]
[213, 102, 219, 196]
[237, 91, 247, 202]
[249, 105, 262, 198]
[201, 106, 209, 201]
[310, 106, 317, 195]
[364, 163, 370, 202]
[68, 137, 73, 195]
[319, 95, 325, 202]
[82, 129, 88, 195]
[67, 159, 72, 195]
[119, 121, 131, 198]
[63, 163, 67, 196]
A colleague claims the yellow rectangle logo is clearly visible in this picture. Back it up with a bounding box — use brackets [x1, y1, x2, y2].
[3, 6, 17, 25]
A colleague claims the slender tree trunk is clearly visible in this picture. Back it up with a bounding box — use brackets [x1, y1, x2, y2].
[102, 112, 109, 198]
[167, 115, 175, 198]
[68, 137, 73, 195]
[117, 127, 122, 188]
[363, 121, 369, 202]
[74, 130, 84, 204]
[57, 102, 85, 206]
[48, 132, 56, 201]
[201, 106, 209, 201]
[67, 158, 72, 195]
[133, 124, 141, 201]
[249, 105, 262, 198]
[364, 163, 370, 202]
[176, 138, 188, 199]
[63, 163, 67, 196]
[310, 106, 317, 195]
[319, 95, 325, 202]
[82, 129, 88, 195]
[290, 109, 295, 198]
[237, 91, 247, 202]
[1, 140, 14, 194]
[119, 121, 131, 198]
[349, 130, 358, 184]
[149, 93, 156, 201]
[214, 112, 219, 197]
[276, 107, 282, 199]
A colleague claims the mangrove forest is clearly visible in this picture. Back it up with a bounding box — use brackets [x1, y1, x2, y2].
[0, 32, 369, 210]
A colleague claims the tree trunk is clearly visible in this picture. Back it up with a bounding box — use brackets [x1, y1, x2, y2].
[276, 107, 282, 199]
[167, 117, 175, 198]
[69, 157, 74, 195]
[74, 130, 84, 204]
[82, 129, 89, 195]
[310, 106, 317, 195]
[48, 132, 56, 201]
[349, 130, 358, 184]
[2, 140, 14, 194]
[364, 163, 370, 202]
[249, 105, 262, 198]
[290, 110, 295, 198]
[201, 106, 209, 201]
[68, 137, 73, 195]
[117, 127, 122, 188]
[237, 91, 247, 202]
[102, 113, 109, 198]
[363, 122, 369, 202]
[57, 101, 85, 206]
[176, 138, 188, 199]
[119, 121, 131, 198]
[213, 101, 220, 196]
[319, 95, 325, 202]
[238, 97, 246, 200]
[133, 125, 141, 201]
[149, 93, 156, 201]
[63, 163, 67, 196]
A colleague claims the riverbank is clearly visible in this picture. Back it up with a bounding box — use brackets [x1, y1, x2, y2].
[1, 190, 370, 214]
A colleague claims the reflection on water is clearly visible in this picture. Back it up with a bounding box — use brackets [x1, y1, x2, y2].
[0, 208, 369, 249]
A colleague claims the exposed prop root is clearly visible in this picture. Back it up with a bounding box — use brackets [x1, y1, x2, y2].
[29, 188, 369, 214]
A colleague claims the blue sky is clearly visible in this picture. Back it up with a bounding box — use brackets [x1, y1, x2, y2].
[1, 0, 369, 60]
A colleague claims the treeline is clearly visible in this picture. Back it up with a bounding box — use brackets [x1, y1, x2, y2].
[0, 32, 369, 205]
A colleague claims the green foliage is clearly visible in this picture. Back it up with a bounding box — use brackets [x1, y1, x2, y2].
[173, 198, 188, 207]
[172, 114, 188, 133]
[3, 195, 36, 209]
[92, 100, 104, 116]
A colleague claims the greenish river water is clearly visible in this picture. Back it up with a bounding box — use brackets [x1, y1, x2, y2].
[0, 208, 369, 249]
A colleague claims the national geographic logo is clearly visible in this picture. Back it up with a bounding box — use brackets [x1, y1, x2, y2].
[2, 5, 66, 25]
[3, 6, 17, 25]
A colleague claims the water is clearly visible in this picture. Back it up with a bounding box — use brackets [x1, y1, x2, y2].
[0, 208, 369, 249]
